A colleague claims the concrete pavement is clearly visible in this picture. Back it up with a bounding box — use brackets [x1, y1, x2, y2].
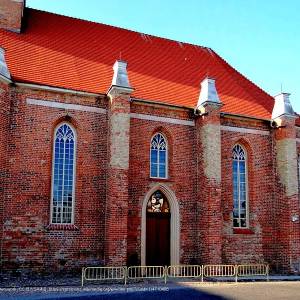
[1, 282, 300, 300]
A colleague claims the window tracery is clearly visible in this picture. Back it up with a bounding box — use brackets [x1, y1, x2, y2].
[232, 144, 248, 228]
[51, 123, 76, 224]
[150, 133, 167, 178]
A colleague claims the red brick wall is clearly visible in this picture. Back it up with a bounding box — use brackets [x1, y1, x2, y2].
[2, 87, 108, 271]
[128, 103, 197, 265]
[221, 120, 275, 266]
[273, 118, 300, 273]
[220, 116, 300, 273]
[196, 105, 223, 264]
[104, 90, 131, 266]
[0, 82, 10, 256]
[1, 85, 299, 273]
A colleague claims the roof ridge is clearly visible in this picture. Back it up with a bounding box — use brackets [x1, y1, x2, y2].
[211, 49, 274, 101]
[26, 7, 209, 51]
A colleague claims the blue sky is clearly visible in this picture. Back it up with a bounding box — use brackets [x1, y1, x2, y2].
[27, 0, 300, 113]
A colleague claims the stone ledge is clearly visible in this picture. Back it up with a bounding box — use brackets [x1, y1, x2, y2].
[233, 228, 255, 235]
[149, 177, 173, 183]
[45, 224, 79, 231]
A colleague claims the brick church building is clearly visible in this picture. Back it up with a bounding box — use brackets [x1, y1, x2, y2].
[0, 0, 300, 273]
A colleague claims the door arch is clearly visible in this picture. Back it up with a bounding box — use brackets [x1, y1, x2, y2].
[141, 184, 180, 266]
[146, 191, 170, 265]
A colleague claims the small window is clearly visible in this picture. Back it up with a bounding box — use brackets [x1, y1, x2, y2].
[232, 144, 248, 228]
[150, 133, 168, 178]
[51, 123, 76, 224]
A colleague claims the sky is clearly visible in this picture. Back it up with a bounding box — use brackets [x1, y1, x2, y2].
[26, 0, 300, 112]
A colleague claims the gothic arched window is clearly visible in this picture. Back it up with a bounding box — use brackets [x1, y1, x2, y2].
[150, 133, 168, 178]
[232, 144, 248, 228]
[51, 123, 76, 224]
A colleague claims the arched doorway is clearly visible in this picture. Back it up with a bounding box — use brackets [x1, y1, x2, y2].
[141, 184, 180, 266]
[146, 191, 170, 265]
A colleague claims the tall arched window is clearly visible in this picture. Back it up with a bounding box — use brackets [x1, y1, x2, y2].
[232, 144, 248, 228]
[51, 123, 76, 224]
[150, 133, 168, 178]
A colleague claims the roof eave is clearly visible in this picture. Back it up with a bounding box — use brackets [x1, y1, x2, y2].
[15, 81, 105, 97]
[220, 111, 271, 122]
[0, 73, 12, 84]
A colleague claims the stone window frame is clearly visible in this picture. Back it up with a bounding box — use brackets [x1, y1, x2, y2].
[232, 144, 249, 228]
[150, 132, 168, 179]
[50, 122, 77, 225]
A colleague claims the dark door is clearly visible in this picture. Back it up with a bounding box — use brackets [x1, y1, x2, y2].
[146, 212, 170, 266]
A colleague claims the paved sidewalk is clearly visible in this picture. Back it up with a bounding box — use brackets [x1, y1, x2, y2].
[1, 281, 300, 300]
[0, 273, 81, 288]
[1, 273, 300, 288]
[1, 273, 300, 300]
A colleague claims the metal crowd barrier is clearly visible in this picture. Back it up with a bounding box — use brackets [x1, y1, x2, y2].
[203, 264, 236, 281]
[167, 265, 202, 282]
[81, 264, 270, 285]
[81, 266, 127, 286]
[237, 264, 269, 282]
[127, 266, 166, 282]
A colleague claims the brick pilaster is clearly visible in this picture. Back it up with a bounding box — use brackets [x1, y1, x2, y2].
[104, 86, 132, 266]
[196, 103, 222, 264]
[273, 116, 300, 273]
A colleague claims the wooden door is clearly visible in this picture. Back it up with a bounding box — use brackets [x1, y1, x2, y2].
[146, 212, 170, 266]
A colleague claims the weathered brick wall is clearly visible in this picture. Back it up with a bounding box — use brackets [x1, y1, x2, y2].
[104, 89, 131, 266]
[196, 104, 223, 265]
[221, 117, 275, 267]
[128, 102, 197, 265]
[1, 85, 299, 273]
[2, 87, 108, 271]
[0, 0, 24, 32]
[0, 81, 10, 258]
[273, 117, 300, 273]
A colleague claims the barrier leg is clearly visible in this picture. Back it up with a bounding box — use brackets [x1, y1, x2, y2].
[164, 266, 167, 284]
[81, 268, 85, 287]
[124, 267, 127, 285]
[235, 265, 238, 283]
[201, 265, 204, 282]
[266, 265, 269, 282]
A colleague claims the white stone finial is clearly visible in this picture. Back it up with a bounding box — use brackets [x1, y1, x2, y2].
[197, 77, 221, 107]
[0, 47, 11, 79]
[111, 60, 132, 89]
[272, 93, 295, 119]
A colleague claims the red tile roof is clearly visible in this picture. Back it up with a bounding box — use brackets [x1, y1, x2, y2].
[0, 8, 275, 119]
